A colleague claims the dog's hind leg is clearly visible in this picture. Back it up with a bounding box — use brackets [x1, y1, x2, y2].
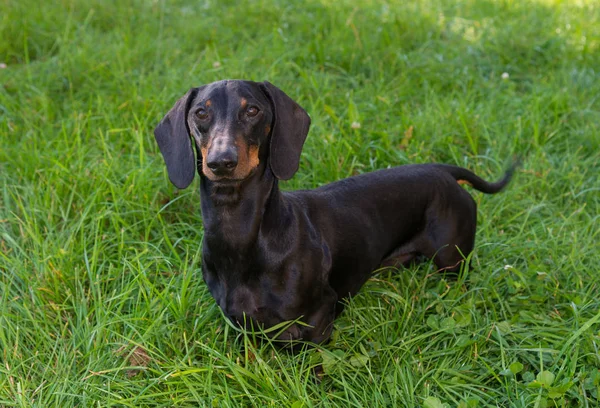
[380, 247, 418, 269]
[418, 195, 478, 277]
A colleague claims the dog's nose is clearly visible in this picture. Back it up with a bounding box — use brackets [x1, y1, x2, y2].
[206, 151, 238, 175]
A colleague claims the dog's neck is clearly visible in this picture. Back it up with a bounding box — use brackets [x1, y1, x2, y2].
[199, 165, 283, 251]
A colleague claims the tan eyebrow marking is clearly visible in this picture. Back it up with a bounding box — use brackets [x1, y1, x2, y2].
[240, 98, 247, 108]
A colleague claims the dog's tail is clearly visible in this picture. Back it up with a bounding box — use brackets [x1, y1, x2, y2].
[435, 158, 521, 194]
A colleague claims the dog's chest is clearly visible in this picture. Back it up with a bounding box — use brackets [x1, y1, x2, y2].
[202, 244, 312, 319]
[202, 264, 295, 327]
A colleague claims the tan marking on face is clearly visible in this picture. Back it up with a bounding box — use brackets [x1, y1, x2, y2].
[264, 125, 271, 135]
[240, 98, 247, 108]
[457, 179, 472, 187]
[200, 146, 217, 180]
[232, 140, 260, 179]
[247, 145, 260, 169]
[201, 137, 221, 180]
[205, 99, 212, 107]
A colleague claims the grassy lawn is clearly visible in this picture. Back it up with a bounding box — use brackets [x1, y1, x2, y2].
[1, 0, 599, 406]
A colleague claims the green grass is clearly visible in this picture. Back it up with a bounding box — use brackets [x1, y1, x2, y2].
[1, 0, 599, 406]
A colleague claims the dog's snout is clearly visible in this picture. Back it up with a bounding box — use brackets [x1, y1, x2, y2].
[206, 149, 238, 175]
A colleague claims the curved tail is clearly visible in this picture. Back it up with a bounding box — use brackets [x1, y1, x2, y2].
[435, 159, 521, 194]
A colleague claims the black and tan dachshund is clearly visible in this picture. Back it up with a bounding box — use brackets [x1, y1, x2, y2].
[154, 80, 517, 344]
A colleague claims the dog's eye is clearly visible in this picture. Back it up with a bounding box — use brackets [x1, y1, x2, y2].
[246, 106, 259, 117]
[196, 108, 209, 120]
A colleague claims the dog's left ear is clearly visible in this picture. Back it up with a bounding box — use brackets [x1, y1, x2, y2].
[154, 88, 200, 189]
[260, 81, 311, 180]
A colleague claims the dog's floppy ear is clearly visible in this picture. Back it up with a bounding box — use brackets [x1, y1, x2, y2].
[154, 88, 199, 189]
[260, 81, 311, 180]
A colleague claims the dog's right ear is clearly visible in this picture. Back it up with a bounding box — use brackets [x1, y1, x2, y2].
[154, 88, 199, 189]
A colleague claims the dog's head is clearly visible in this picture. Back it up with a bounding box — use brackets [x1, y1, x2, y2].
[154, 80, 311, 189]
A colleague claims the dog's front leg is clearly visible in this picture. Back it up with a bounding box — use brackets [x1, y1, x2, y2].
[298, 284, 338, 344]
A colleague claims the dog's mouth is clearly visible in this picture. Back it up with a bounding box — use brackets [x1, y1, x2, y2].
[210, 178, 244, 186]
[206, 178, 245, 204]
[228, 313, 304, 344]
[201, 169, 247, 184]
[203, 166, 260, 205]
[204, 166, 258, 187]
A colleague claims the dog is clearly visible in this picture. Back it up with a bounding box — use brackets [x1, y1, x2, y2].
[154, 80, 517, 345]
